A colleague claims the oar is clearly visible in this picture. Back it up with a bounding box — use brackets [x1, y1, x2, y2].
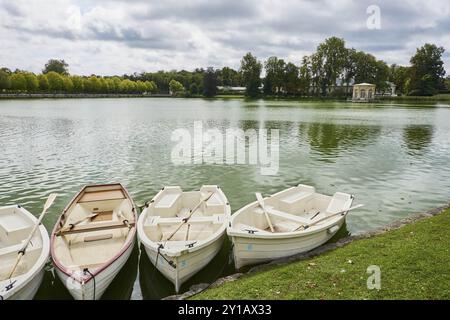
[165, 192, 214, 241]
[7, 193, 57, 280]
[255, 192, 275, 233]
[293, 204, 364, 231]
[57, 213, 99, 234]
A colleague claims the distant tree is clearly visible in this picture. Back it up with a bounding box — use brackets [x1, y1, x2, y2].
[189, 82, 199, 95]
[389, 64, 410, 95]
[71, 76, 83, 93]
[409, 44, 446, 96]
[298, 56, 311, 96]
[37, 74, 49, 91]
[445, 76, 450, 92]
[43, 59, 69, 75]
[136, 80, 147, 93]
[99, 77, 109, 93]
[63, 77, 74, 92]
[264, 57, 286, 95]
[46, 71, 64, 92]
[0, 69, 11, 91]
[144, 81, 156, 93]
[24, 73, 39, 92]
[169, 79, 185, 95]
[10, 73, 27, 91]
[313, 37, 348, 95]
[220, 67, 235, 86]
[203, 67, 218, 97]
[240, 52, 262, 97]
[284, 62, 299, 95]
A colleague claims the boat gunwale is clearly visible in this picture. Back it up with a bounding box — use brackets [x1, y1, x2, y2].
[50, 183, 137, 284]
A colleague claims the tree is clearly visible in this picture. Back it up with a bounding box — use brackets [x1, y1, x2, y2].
[264, 56, 286, 95]
[46, 71, 64, 92]
[136, 80, 147, 93]
[313, 37, 348, 95]
[71, 76, 83, 93]
[63, 77, 74, 92]
[24, 73, 39, 92]
[43, 59, 69, 75]
[10, 73, 27, 91]
[169, 79, 184, 95]
[298, 56, 311, 96]
[389, 64, 410, 95]
[189, 83, 198, 95]
[284, 62, 299, 95]
[203, 67, 218, 97]
[409, 44, 446, 95]
[38, 74, 49, 91]
[240, 52, 262, 97]
[0, 70, 11, 91]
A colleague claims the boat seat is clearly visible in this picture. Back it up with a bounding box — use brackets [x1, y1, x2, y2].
[234, 223, 271, 234]
[0, 242, 24, 257]
[0, 215, 33, 244]
[146, 214, 223, 226]
[57, 220, 135, 236]
[154, 193, 182, 216]
[262, 207, 310, 225]
[78, 190, 125, 203]
[279, 187, 315, 213]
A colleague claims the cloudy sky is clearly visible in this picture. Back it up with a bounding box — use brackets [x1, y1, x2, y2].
[1, 0, 449, 75]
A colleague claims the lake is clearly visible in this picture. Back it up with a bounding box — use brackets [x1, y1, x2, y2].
[1, 98, 449, 299]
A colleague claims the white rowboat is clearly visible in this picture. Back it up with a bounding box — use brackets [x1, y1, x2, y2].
[138, 185, 230, 292]
[0, 205, 50, 300]
[51, 183, 137, 300]
[228, 184, 358, 269]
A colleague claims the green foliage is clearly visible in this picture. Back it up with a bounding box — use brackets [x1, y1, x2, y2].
[203, 67, 218, 97]
[63, 77, 74, 92]
[71, 76, 84, 93]
[10, 73, 27, 91]
[409, 44, 446, 96]
[24, 73, 39, 92]
[264, 57, 286, 95]
[389, 64, 411, 95]
[46, 71, 64, 92]
[43, 59, 69, 75]
[0, 70, 11, 90]
[241, 52, 262, 97]
[37, 74, 49, 91]
[169, 79, 185, 94]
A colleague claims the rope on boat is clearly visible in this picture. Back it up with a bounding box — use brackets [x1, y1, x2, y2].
[155, 244, 176, 269]
[83, 268, 96, 300]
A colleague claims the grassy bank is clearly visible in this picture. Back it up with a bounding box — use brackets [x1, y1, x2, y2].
[194, 207, 450, 299]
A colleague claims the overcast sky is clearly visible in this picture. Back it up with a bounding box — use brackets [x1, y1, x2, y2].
[1, 0, 449, 75]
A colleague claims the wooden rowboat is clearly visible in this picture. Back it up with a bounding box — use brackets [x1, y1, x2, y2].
[0, 205, 49, 300]
[51, 183, 137, 300]
[228, 184, 360, 269]
[137, 185, 230, 293]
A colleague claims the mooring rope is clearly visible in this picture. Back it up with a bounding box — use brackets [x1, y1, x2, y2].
[83, 268, 96, 300]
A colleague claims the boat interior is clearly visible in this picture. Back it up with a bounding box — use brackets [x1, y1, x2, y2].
[53, 185, 135, 273]
[0, 206, 42, 282]
[142, 186, 228, 249]
[232, 184, 353, 233]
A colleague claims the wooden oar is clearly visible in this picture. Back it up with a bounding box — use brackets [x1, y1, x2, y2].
[57, 213, 99, 234]
[7, 193, 57, 280]
[165, 192, 214, 241]
[293, 204, 364, 231]
[255, 192, 275, 233]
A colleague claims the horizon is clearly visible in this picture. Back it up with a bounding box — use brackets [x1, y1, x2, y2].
[1, 0, 449, 76]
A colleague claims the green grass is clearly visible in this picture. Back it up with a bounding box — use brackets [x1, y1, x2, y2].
[194, 208, 450, 299]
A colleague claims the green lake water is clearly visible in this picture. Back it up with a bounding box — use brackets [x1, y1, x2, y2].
[1, 98, 449, 299]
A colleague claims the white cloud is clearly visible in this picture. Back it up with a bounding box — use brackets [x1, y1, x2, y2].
[0, 0, 449, 75]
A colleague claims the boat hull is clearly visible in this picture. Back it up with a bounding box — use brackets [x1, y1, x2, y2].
[55, 240, 134, 300]
[4, 268, 45, 300]
[144, 234, 225, 292]
[231, 220, 344, 269]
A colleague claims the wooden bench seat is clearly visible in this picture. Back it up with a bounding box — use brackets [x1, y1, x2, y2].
[263, 207, 311, 225]
[57, 220, 135, 236]
[146, 215, 221, 226]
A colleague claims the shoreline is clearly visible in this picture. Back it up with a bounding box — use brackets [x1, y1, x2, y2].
[1, 93, 450, 103]
[163, 204, 450, 300]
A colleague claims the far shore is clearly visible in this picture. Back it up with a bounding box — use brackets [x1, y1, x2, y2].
[1, 92, 450, 103]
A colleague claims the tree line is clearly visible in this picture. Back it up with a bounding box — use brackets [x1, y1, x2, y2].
[0, 37, 447, 98]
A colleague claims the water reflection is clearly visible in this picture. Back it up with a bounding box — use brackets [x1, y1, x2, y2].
[403, 125, 434, 154]
[139, 239, 234, 299]
[303, 122, 381, 159]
